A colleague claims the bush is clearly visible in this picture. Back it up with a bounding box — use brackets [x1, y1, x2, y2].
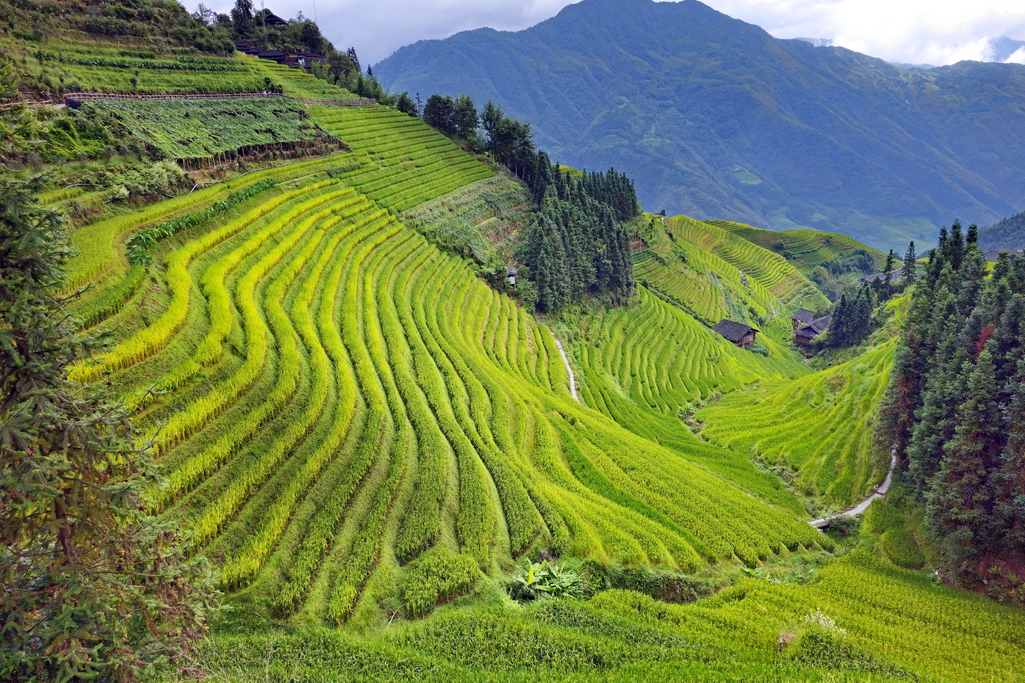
[509, 560, 585, 602]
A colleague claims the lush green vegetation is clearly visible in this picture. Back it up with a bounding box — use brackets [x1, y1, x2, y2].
[82, 96, 333, 162]
[715, 220, 889, 298]
[311, 105, 495, 212]
[882, 223, 1025, 601]
[193, 551, 1025, 681]
[6, 5, 1025, 679]
[700, 339, 895, 508]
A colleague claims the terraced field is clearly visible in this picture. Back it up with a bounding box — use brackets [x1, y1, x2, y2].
[661, 215, 829, 310]
[712, 220, 887, 272]
[313, 106, 495, 212]
[200, 549, 1025, 681]
[68, 117, 827, 625]
[698, 339, 896, 508]
[634, 214, 825, 347]
[569, 287, 814, 514]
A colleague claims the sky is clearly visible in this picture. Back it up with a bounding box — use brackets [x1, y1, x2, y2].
[195, 0, 1025, 66]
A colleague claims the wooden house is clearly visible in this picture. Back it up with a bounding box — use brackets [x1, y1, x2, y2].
[791, 308, 814, 330]
[859, 270, 903, 286]
[795, 315, 831, 347]
[714, 319, 759, 348]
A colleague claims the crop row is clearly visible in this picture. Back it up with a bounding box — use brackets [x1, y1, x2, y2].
[698, 339, 897, 507]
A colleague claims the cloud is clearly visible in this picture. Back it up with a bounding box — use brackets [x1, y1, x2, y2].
[197, 0, 579, 64]
[195, 0, 1025, 67]
[1008, 47, 1025, 64]
[699, 0, 1025, 66]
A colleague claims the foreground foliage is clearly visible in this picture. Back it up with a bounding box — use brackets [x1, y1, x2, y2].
[0, 173, 213, 681]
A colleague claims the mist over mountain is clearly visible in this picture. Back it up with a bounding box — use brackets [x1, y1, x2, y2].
[375, 0, 1025, 252]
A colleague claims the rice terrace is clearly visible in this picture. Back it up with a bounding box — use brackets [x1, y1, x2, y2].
[3, 1, 1025, 681]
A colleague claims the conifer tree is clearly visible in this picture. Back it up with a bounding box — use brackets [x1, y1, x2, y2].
[927, 350, 1004, 573]
[994, 357, 1025, 550]
[901, 241, 917, 283]
[0, 177, 214, 680]
[946, 220, 966, 272]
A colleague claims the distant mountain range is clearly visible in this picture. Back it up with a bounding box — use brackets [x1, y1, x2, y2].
[375, 0, 1025, 253]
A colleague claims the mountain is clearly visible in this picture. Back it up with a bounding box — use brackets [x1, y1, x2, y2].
[375, 0, 1025, 253]
[979, 210, 1025, 252]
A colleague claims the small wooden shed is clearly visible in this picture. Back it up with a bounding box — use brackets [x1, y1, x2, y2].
[714, 319, 759, 348]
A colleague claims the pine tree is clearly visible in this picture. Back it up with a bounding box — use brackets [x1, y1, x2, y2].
[926, 350, 1004, 574]
[0, 177, 215, 680]
[946, 220, 966, 272]
[901, 241, 917, 283]
[994, 357, 1025, 550]
[967, 223, 979, 247]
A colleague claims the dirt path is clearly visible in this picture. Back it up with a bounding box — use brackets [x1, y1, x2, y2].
[810, 449, 897, 529]
[549, 330, 579, 402]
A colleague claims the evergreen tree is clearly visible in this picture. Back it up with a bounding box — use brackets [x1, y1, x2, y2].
[994, 357, 1025, 551]
[452, 94, 479, 141]
[946, 220, 966, 272]
[396, 92, 418, 117]
[966, 222, 979, 248]
[0, 177, 214, 680]
[901, 241, 917, 283]
[927, 350, 1004, 574]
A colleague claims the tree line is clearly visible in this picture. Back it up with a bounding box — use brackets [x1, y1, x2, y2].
[412, 92, 640, 313]
[822, 242, 918, 349]
[881, 221, 1025, 599]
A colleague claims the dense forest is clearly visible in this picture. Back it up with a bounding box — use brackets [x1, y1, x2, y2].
[416, 93, 640, 312]
[884, 222, 1025, 599]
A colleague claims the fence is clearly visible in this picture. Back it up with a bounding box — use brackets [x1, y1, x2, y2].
[61, 93, 378, 107]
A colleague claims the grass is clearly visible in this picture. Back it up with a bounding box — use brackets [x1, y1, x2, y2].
[698, 339, 896, 509]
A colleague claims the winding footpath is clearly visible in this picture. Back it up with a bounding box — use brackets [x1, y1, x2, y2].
[809, 449, 898, 528]
[549, 329, 579, 402]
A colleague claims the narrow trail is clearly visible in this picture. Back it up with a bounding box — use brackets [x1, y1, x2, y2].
[549, 329, 579, 402]
[810, 449, 897, 528]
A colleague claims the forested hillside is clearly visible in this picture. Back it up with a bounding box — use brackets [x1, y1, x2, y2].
[979, 210, 1025, 252]
[883, 225, 1025, 599]
[376, 0, 1025, 253]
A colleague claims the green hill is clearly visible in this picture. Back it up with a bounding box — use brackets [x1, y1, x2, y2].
[979, 209, 1025, 252]
[7, 5, 1025, 681]
[712, 220, 890, 297]
[375, 0, 1025, 253]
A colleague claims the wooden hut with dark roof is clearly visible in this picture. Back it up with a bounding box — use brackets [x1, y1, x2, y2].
[791, 308, 815, 330]
[714, 319, 759, 348]
[795, 315, 831, 346]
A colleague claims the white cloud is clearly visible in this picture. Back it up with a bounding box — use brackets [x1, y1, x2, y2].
[699, 0, 1025, 65]
[195, 0, 1025, 67]
[1007, 47, 1025, 64]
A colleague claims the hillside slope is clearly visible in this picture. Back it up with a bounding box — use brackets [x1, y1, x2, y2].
[375, 0, 1025, 253]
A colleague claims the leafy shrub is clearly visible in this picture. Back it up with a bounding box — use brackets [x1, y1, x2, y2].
[509, 560, 585, 602]
[400, 548, 481, 618]
[789, 627, 919, 680]
[585, 562, 716, 603]
[824, 515, 861, 537]
[880, 527, 925, 570]
[862, 498, 901, 534]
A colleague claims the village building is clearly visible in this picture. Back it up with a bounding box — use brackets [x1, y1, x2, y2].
[714, 319, 759, 348]
[795, 315, 831, 347]
[791, 308, 815, 330]
[859, 270, 903, 286]
[986, 249, 1021, 262]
